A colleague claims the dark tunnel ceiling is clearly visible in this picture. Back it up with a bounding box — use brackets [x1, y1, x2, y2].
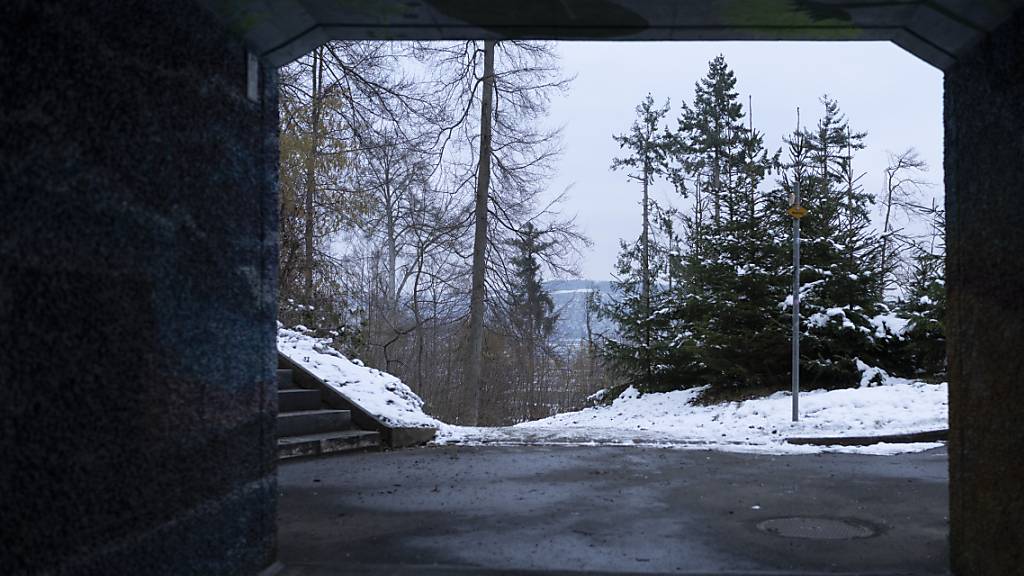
[200, 1, 1024, 69]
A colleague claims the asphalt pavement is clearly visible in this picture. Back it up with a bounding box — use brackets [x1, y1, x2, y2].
[275, 445, 949, 575]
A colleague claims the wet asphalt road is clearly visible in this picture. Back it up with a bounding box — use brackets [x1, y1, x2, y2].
[276, 445, 949, 575]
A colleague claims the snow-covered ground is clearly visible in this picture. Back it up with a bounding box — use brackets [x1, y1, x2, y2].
[277, 325, 442, 428]
[435, 379, 947, 455]
[278, 325, 946, 455]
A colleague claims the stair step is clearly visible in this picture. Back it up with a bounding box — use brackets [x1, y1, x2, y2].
[277, 409, 350, 438]
[278, 430, 381, 460]
[277, 369, 295, 389]
[278, 388, 322, 412]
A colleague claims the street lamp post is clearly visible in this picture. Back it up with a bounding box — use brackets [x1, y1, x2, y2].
[787, 111, 806, 423]
[790, 182, 801, 422]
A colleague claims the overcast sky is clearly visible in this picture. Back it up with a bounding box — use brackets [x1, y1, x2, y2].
[541, 41, 944, 281]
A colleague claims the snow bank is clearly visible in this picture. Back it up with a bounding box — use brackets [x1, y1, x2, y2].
[855, 359, 915, 388]
[276, 324, 945, 455]
[277, 326, 442, 428]
[436, 377, 947, 455]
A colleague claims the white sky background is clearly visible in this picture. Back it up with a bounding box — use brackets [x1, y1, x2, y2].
[541, 41, 944, 280]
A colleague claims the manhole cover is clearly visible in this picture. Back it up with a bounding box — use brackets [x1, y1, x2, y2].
[756, 517, 877, 540]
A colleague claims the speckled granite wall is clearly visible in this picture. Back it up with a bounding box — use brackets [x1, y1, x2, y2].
[0, 2, 278, 574]
[945, 7, 1024, 575]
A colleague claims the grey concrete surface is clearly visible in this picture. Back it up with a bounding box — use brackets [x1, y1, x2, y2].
[278, 446, 949, 575]
[945, 7, 1024, 575]
[198, 0, 1024, 69]
[1, 2, 278, 574]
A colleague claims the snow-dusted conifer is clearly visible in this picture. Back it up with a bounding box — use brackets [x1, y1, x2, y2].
[661, 56, 787, 396]
[603, 95, 672, 387]
[774, 97, 890, 387]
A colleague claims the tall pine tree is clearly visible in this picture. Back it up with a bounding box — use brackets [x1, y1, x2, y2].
[666, 55, 786, 396]
[603, 64, 932, 399]
[505, 222, 560, 418]
[604, 95, 672, 387]
[774, 97, 892, 388]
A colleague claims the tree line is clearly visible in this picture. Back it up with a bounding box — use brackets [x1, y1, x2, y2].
[276, 41, 607, 425]
[599, 55, 945, 402]
[277, 45, 943, 424]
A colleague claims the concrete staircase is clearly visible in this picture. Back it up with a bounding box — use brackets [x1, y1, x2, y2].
[276, 367, 381, 460]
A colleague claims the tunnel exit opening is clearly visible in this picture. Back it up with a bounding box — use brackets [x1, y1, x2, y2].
[5, 2, 1022, 575]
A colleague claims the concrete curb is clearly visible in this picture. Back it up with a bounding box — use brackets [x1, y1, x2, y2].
[786, 429, 948, 447]
[270, 562, 941, 575]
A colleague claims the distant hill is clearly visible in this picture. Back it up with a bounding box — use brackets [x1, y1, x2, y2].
[544, 279, 617, 347]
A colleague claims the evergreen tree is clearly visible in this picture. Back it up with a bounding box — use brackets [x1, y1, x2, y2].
[774, 97, 891, 387]
[602, 63, 933, 400]
[505, 223, 560, 416]
[674, 54, 747, 229]
[899, 249, 945, 378]
[606, 94, 672, 386]
[599, 224, 678, 389]
[507, 223, 559, 360]
[897, 204, 946, 379]
[663, 56, 786, 396]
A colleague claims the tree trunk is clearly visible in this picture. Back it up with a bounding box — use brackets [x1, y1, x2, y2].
[412, 255, 425, 395]
[748, 96, 756, 227]
[694, 180, 703, 258]
[465, 40, 495, 426]
[385, 192, 398, 316]
[845, 134, 858, 271]
[302, 47, 324, 309]
[881, 169, 895, 288]
[713, 121, 722, 228]
[584, 290, 595, 353]
[641, 159, 652, 384]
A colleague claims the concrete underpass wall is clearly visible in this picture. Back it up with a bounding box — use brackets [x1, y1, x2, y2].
[945, 7, 1024, 575]
[0, 2, 278, 574]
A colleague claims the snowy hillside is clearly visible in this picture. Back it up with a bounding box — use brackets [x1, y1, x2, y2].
[278, 325, 946, 456]
[277, 325, 442, 429]
[436, 375, 947, 455]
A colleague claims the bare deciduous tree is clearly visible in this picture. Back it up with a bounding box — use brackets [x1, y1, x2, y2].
[879, 148, 929, 290]
[278, 41, 597, 426]
[415, 40, 575, 424]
